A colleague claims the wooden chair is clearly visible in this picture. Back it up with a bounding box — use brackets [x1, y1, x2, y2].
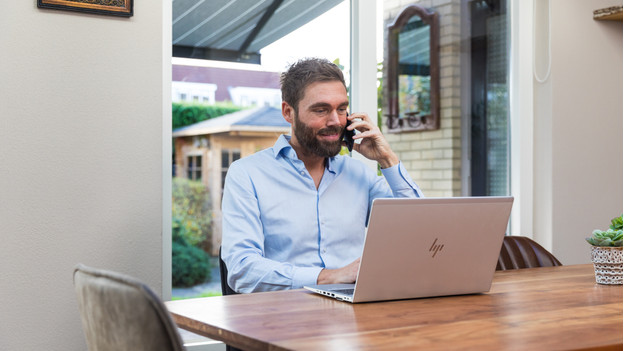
[496, 236, 563, 270]
[73, 264, 184, 351]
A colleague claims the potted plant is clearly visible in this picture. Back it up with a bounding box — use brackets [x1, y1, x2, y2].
[586, 215, 623, 285]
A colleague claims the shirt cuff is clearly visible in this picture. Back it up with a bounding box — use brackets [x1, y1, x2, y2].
[380, 162, 424, 197]
[292, 266, 324, 289]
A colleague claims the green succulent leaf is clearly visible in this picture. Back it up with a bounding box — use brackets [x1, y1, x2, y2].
[585, 237, 598, 245]
[609, 215, 623, 231]
[588, 219, 624, 247]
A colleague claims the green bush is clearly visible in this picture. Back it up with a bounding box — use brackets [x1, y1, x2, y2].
[172, 178, 211, 247]
[173, 102, 243, 129]
[172, 178, 212, 287]
[172, 232, 210, 287]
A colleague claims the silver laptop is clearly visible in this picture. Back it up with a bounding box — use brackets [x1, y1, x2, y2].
[304, 196, 514, 303]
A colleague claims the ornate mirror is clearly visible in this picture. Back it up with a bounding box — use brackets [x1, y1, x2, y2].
[387, 5, 439, 132]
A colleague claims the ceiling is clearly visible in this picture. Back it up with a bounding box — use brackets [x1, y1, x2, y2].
[172, 0, 343, 64]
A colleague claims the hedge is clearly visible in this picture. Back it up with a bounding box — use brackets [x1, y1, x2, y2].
[173, 102, 243, 129]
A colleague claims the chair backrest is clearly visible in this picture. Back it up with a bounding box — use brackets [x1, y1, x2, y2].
[218, 248, 243, 351]
[496, 236, 563, 270]
[73, 264, 184, 351]
[219, 247, 239, 295]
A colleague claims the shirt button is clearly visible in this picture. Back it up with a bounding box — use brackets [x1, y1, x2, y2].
[300, 171, 305, 176]
[322, 249, 327, 254]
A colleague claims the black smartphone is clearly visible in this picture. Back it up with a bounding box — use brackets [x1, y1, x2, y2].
[343, 112, 355, 152]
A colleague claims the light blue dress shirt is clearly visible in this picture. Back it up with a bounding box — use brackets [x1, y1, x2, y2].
[221, 135, 423, 293]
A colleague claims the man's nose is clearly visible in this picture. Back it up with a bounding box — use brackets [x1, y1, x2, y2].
[326, 109, 340, 126]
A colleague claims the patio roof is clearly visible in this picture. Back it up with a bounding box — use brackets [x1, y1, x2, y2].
[172, 106, 291, 137]
[172, 0, 343, 64]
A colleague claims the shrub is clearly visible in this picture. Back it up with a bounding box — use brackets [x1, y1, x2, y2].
[172, 234, 210, 287]
[172, 178, 211, 247]
[172, 178, 212, 287]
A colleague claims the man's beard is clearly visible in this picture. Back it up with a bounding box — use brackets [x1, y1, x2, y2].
[293, 112, 344, 158]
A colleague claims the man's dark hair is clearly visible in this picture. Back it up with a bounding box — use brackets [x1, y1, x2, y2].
[280, 58, 347, 113]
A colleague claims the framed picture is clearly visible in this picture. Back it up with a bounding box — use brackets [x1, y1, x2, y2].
[37, 0, 133, 17]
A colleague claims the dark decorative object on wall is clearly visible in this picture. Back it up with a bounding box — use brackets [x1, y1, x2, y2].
[37, 0, 133, 17]
[387, 5, 439, 132]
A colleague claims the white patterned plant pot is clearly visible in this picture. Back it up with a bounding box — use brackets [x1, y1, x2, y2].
[590, 246, 623, 285]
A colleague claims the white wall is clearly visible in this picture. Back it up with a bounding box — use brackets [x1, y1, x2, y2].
[533, 0, 623, 263]
[0, 1, 169, 350]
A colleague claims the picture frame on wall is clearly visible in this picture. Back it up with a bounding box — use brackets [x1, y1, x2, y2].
[37, 0, 133, 17]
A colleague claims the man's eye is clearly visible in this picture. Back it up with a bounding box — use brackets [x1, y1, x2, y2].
[314, 109, 327, 114]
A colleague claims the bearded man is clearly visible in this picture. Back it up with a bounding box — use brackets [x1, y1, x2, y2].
[221, 58, 423, 293]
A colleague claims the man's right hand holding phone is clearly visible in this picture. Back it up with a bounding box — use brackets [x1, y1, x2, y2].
[345, 112, 400, 169]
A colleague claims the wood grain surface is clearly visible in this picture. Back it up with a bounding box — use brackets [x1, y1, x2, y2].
[166, 264, 622, 350]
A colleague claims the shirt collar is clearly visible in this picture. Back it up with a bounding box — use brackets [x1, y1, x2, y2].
[272, 134, 338, 174]
[273, 135, 295, 159]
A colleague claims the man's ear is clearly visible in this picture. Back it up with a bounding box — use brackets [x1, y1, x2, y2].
[282, 101, 294, 124]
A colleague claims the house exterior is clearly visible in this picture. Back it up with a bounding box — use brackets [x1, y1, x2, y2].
[173, 106, 291, 255]
[172, 63, 282, 107]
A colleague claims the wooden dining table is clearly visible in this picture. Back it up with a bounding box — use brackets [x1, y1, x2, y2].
[165, 264, 623, 350]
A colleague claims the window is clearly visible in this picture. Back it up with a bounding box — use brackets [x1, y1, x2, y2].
[169, 0, 359, 347]
[382, 1, 510, 198]
[170, 0, 351, 305]
[469, 0, 510, 196]
[220, 149, 240, 191]
[186, 155, 202, 181]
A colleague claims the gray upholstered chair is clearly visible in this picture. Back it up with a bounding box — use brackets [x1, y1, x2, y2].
[73, 264, 184, 351]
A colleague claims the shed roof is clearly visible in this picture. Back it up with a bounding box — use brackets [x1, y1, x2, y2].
[172, 106, 290, 137]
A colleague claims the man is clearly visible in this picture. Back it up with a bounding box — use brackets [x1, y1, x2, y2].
[221, 58, 423, 293]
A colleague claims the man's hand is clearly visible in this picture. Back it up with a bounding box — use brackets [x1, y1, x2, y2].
[316, 258, 361, 285]
[347, 112, 399, 168]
